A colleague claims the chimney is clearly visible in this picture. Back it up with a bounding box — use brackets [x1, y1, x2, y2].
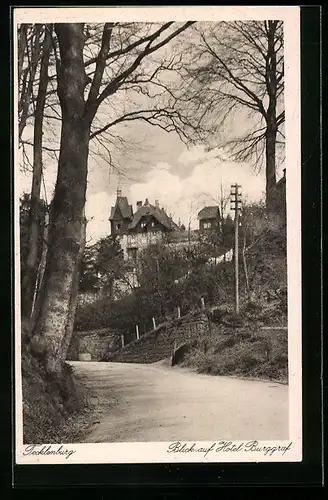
[117, 188, 122, 197]
[136, 201, 142, 208]
[155, 199, 159, 208]
[283, 168, 286, 178]
[144, 198, 149, 206]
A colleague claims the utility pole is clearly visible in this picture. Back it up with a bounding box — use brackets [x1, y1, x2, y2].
[230, 183, 242, 315]
[220, 180, 225, 232]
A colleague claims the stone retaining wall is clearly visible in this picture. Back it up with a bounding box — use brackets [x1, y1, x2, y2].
[67, 327, 120, 361]
[106, 311, 211, 364]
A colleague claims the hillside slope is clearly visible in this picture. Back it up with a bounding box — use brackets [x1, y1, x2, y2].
[22, 343, 90, 443]
[103, 311, 207, 363]
[104, 305, 288, 383]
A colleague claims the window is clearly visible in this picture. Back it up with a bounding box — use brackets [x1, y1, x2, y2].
[203, 221, 212, 229]
[116, 223, 121, 230]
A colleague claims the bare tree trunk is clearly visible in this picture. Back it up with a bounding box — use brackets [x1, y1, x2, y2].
[265, 122, 277, 210]
[18, 24, 28, 85]
[28, 204, 54, 337]
[21, 26, 51, 319]
[242, 232, 250, 296]
[32, 23, 90, 376]
[28, 21, 196, 375]
[60, 214, 86, 360]
[31, 211, 49, 319]
[18, 25, 43, 141]
[265, 20, 278, 210]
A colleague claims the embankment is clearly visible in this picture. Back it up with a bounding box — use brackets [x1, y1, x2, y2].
[22, 343, 91, 444]
[104, 309, 288, 383]
[180, 325, 288, 383]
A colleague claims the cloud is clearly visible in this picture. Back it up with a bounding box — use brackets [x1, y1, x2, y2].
[189, 160, 265, 204]
[178, 145, 207, 165]
[178, 145, 225, 166]
[18, 163, 58, 202]
[85, 191, 115, 243]
[155, 162, 172, 172]
[17, 150, 265, 244]
[18, 169, 113, 243]
[129, 169, 182, 212]
[128, 156, 265, 229]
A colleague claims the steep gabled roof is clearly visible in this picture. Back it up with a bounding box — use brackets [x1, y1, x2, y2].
[129, 204, 179, 230]
[109, 196, 133, 220]
[198, 206, 220, 220]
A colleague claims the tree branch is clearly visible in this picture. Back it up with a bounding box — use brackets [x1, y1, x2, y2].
[87, 23, 114, 105]
[19, 25, 43, 140]
[92, 22, 195, 114]
[21, 139, 60, 152]
[84, 22, 174, 68]
[276, 110, 285, 127]
[199, 31, 267, 119]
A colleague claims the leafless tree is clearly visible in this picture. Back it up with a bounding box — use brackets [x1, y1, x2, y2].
[23, 21, 197, 377]
[18, 24, 43, 141]
[175, 21, 284, 209]
[21, 25, 52, 320]
[240, 201, 284, 299]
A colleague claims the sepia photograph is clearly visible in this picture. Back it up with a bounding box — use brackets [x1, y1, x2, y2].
[14, 7, 302, 464]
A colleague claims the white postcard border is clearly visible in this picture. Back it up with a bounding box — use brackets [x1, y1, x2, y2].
[14, 6, 302, 465]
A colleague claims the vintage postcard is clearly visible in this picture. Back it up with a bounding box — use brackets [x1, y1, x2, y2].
[14, 6, 302, 465]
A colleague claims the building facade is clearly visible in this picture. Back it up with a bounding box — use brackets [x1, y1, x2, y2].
[109, 192, 181, 263]
[110, 191, 223, 260]
[198, 205, 221, 234]
[108, 191, 224, 296]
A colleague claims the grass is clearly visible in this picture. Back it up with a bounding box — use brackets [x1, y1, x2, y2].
[180, 327, 288, 383]
[22, 344, 91, 444]
[105, 300, 288, 383]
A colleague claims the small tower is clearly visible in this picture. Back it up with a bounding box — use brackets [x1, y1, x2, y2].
[109, 188, 133, 236]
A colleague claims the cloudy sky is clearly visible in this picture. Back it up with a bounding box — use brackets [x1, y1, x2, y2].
[17, 19, 285, 244]
[18, 119, 272, 243]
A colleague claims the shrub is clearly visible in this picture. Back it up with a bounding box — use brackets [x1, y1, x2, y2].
[180, 329, 288, 383]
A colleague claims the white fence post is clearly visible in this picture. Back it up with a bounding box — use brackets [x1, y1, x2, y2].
[177, 306, 181, 319]
[201, 297, 205, 309]
[136, 324, 140, 340]
[152, 317, 156, 330]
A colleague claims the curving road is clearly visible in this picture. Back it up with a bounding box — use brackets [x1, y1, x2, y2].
[70, 361, 289, 443]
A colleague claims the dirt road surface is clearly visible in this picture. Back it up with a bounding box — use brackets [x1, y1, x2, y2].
[70, 361, 289, 443]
